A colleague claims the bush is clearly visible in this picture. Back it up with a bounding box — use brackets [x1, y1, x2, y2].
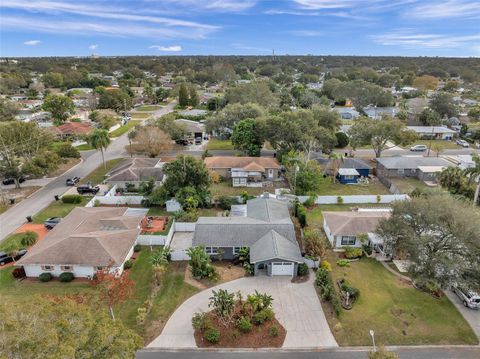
[320, 260, 331, 271]
[320, 283, 333, 301]
[335, 132, 349, 148]
[268, 325, 279, 337]
[55, 142, 80, 158]
[61, 194, 83, 204]
[59, 272, 74, 282]
[341, 283, 360, 300]
[236, 316, 253, 333]
[343, 247, 363, 259]
[303, 195, 316, 207]
[332, 295, 342, 317]
[11, 267, 26, 279]
[204, 327, 220, 343]
[39, 273, 52, 282]
[123, 259, 133, 270]
[20, 231, 38, 247]
[218, 195, 236, 210]
[296, 203, 307, 227]
[337, 196, 344, 204]
[297, 262, 308, 276]
[134, 244, 141, 252]
[192, 312, 209, 331]
[253, 308, 274, 325]
[315, 267, 330, 286]
[174, 210, 199, 222]
[336, 259, 350, 267]
[303, 229, 326, 258]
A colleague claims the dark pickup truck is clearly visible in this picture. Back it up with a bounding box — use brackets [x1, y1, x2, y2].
[76, 184, 100, 195]
[0, 249, 27, 266]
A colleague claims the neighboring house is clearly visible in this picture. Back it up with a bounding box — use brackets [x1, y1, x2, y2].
[376, 156, 453, 182]
[105, 157, 165, 189]
[193, 197, 303, 276]
[363, 106, 397, 119]
[48, 122, 93, 139]
[335, 107, 360, 120]
[323, 210, 391, 249]
[177, 109, 208, 117]
[337, 168, 361, 184]
[204, 156, 281, 187]
[442, 155, 476, 170]
[406, 126, 456, 140]
[174, 119, 206, 142]
[318, 157, 372, 178]
[17, 207, 145, 278]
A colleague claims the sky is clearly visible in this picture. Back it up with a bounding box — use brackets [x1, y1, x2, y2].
[0, 0, 479, 57]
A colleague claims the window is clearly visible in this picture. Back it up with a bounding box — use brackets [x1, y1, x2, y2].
[61, 265, 73, 271]
[398, 168, 405, 175]
[205, 247, 218, 255]
[41, 265, 54, 271]
[233, 178, 247, 186]
[344, 175, 355, 180]
[341, 236, 356, 245]
[233, 247, 243, 255]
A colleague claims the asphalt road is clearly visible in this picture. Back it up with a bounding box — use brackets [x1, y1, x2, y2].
[0, 102, 176, 242]
[136, 347, 480, 359]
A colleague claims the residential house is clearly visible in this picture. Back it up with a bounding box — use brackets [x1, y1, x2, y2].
[193, 197, 302, 276]
[317, 157, 372, 184]
[17, 207, 146, 278]
[105, 157, 165, 189]
[376, 156, 453, 182]
[177, 109, 208, 117]
[407, 126, 456, 140]
[204, 156, 281, 187]
[323, 210, 391, 249]
[363, 106, 397, 119]
[335, 107, 360, 120]
[174, 119, 206, 142]
[48, 122, 93, 139]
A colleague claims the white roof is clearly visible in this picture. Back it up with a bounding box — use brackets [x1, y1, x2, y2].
[407, 126, 456, 134]
[338, 168, 360, 176]
[417, 166, 447, 173]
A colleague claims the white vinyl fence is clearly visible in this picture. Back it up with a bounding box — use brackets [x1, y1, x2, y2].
[136, 219, 176, 246]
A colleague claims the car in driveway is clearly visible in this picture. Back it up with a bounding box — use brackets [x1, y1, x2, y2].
[456, 139, 470, 148]
[0, 249, 27, 266]
[76, 184, 100, 195]
[453, 286, 480, 309]
[2, 176, 26, 185]
[410, 144, 428, 152]
[44, 217, 61, 229]
[66, 176, 80, 186]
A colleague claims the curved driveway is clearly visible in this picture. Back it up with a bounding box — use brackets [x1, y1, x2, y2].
[148, 274, 338, 349]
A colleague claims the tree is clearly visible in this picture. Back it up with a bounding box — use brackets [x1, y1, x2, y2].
[225, 81, 278, 108]
[439, 167, 472, 198]
[178, 83, 189, 107]
[127, 126, 172, 158]
[0, 98, 19, 121]
[348, 116, 417, 157]
[20, 231, 38, 247]
[328, 153, 344, 184]
[429, 92, 457, 118]
[150, 247, 170, 285]
[155, 87, 170, 103]
[92, 269, 135, 320]
[418, 108, 441, 126]
[464, 154, 480, 207]
[332, 80, 394, 111]
[412, 75, 438, 91]
[87, 129, 111, 170]
[187, 246, 215, 279]
[42, 94, 75, 123]
[154, 113, 187, 141]
[189, 86, 199, 106]
[335, 132, 349, 148]
[209, 289, 235, 325]
[468, 106, 480, 121]
[282, 151, 323, 195]
[206, 102, 264, 137]
[0, 295, 142, 359]
[98, 89, 132, 112]
[377, 193, 480, 290]
[42, 71, 64, 88]
[231, 118, 264, 156]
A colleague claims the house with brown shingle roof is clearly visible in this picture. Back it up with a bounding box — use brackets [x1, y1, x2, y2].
[17, 207, 146, 278]
[204, 156, 281, 187]
[48, 121, 93, 139]
[323, 210, 391, 249]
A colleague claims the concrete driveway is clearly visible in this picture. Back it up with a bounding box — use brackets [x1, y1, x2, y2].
[445, 290, 480, 341]
[147, 273, 337, 349]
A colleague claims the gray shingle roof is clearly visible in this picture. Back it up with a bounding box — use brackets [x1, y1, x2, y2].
[250, 230, 303, 263]
[376, 156, 453, 170]
[106, 157, 164, 183]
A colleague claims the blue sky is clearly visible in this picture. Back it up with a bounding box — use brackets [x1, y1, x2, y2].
[1, 0, 479, 57]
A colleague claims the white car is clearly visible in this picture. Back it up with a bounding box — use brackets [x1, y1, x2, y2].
[456, 139, 470, 148]
[410, 144, 427, 152]
[453, 286, 480, 309]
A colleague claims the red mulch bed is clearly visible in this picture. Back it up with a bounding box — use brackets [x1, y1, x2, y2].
[194, 310, 286, 348]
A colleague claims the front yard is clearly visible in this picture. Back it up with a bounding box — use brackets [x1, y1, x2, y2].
[317, 177, 390, 196]
[407, 140, 460, 150]
[109, 120, 141, 137]
[321, 253, 478, 346]
[206, 138, 234, 151]
[32, 196, 92, 224]
[79, 158, 123, 185]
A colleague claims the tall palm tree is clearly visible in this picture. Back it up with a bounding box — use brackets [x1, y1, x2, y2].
[88, 129, 111, 170]
[464, 154, 480, 207]
[328, 153, 344, 184]
[127, 128, 137, 158]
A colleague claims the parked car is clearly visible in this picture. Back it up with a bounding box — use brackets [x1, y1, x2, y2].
[175, 139, 189, 146]
[0, 249, 27, 266]
[66, 176, 80, 186]
[410, 144, 428, 152]
[455, 139, 470, 148]
[453, 286, 480, 309]
[76, 184, 100, 195]
[2, 176, 26, 185]
[44, 217, 61, 229]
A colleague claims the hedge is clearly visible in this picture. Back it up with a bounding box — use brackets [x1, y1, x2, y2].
[61, 194, 83, 204]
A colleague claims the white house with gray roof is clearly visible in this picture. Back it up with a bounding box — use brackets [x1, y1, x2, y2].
[192, 197, 302, 276]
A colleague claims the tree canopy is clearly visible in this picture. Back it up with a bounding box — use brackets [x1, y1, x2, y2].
[42, 94, 75, 123]
[231, 118, 264, 156]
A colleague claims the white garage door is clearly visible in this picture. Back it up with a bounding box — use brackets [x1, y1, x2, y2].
[271, 262, 294, 276]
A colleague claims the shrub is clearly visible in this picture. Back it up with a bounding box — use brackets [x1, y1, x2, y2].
[187, 246, 216, 279]
[336, 196, 344, 204]
[55, 142, 80, 158]
[11, 267, 26, 279]
[61, 194, 83, 204]
[336, 259, 350, 267]
[218, 195, 236, 210]
[204, 327, 220, 343]
[341, 283, 360, 300]
[253, 308, 274, 325]
[20, 231, 38, 247]
[123, 259, 133, 270]
[303, 229, 326, 258]
[268, 325, 279, 337]
[335, 132, 349, 148]
[296, 203, 307, 227]
[175, 210, 199, 222]
[59, 272, 74, 282]
[297, 263, 308, 276]
[134, 244, 141, 252]
[315, 267, 330, 286]
[320, 260, 332, 271]
[236, 316, 253, 333]
[192, 312, 209, 331]
[343, 247, 363, 259]
[332, 295, 342, 317]
[39, 273, 52, 282]
[320, 283, 333, 301]
[303, 195, 316, 207]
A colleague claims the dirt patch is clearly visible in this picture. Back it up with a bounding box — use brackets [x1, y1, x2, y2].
[194, 310, 286, 348]
[1, 186, 41, 208]
[184, 261, 246, 290]
[48, 157, 81, 177]
[291, 272, 310, 283]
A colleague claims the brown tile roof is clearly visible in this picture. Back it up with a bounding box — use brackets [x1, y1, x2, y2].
[17, 207, 143, 267]
[48, 122, 93, 136]
[204, 156, 280, 170]
[323, 211, 391, 236]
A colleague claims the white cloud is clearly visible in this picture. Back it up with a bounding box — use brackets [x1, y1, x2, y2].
[372, 30, 480, 49]
[23, 39, 40, 45]
[289, 30, 323, 37]
[149, 45, 182, 52]
[293, 0, 354, 10]
[405, 1, 480, 19]
[159, 0, 257, 12]
[88, 44, 98, 50]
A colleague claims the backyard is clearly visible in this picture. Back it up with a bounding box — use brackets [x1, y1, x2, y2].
[321, 253, 478, 346]
[317, 177, 389, 196]
[210, 180, 287, 197]
[206, 138, 234, 151]
[389, 177, 433, 194]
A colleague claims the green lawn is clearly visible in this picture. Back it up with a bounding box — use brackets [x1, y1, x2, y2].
[389, 177, 431, 194]
[317, 177, 389, 196]
[79, 158, 123, 185]
[75, 143, 94, 151]
[323, 254, 478, 346]
[136, 105, 163, 112]
[130, 112, 150, 119]
[206, 139, 234, 151]
[210, 181, 286, 197]
[408, 140, 460, 150]
[109, 120, 141, 138]
[32, 196, 92, 224]
[0, 233, 28, 251]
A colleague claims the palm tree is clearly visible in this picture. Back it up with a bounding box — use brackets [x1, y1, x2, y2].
[464, 154, 480, 207]
[328, 153, 344, 184]
[127, 128, 137, 158]
[87, 129, 111, 170]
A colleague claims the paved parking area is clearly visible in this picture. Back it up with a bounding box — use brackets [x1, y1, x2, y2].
[148, 274, 337, 349]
